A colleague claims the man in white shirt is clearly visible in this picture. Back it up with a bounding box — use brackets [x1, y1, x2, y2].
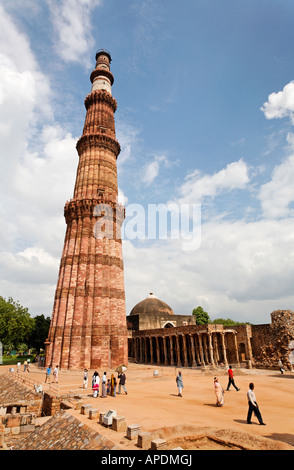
[101, 372, 107, 397]
[247, 382, 266, 425]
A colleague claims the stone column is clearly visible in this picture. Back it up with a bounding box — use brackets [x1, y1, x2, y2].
[163, 337, 168, 365]
[190, 335, 197, 367]
[170, 336, 175, 366]
[144, 337, 148, 364]
[135, 338, 139, 363]
[155, 337, 160, 364]
[221, 333, 228, 367]
[207, 333, 215, 367]
[182, 335, 189, 367]
[203, 335, 209, 365]
[198, 334, 205, 367]
[213, 333, 220, 365]
[233, 332, 240, 366]
[139, 337, 143, 363]
[150, 337, 154, 365]
[245, 326, 253, 369]
[175, 336, 181, 367]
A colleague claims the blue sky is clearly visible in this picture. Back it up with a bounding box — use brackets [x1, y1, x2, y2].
[0, 0, 294, 324]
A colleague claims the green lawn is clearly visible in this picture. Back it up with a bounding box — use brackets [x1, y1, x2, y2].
[0, 354, 35, 366]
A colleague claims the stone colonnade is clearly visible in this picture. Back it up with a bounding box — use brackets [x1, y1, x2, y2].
[129, 326, 252, 368]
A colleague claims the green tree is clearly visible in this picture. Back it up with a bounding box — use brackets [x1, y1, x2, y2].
[192, 306, 210, 325]
[18, 343, 29, 356]
[28, 314, 50, 353]
[0, 296, 35, 350]
[212, 318, 251, 326]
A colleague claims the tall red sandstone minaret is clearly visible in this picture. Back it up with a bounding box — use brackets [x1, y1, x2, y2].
[45, 50, 128, 369]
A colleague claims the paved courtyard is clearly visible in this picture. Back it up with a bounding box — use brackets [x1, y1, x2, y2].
[1, 362, 293, 449]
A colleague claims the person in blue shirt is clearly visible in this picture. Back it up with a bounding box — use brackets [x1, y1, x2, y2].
[45, 364, 52, 383]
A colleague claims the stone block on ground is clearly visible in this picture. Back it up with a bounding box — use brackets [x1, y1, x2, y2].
[112, 416, 126, 432]
[151, 438, 167, 450]
[137, 431, 152, 449]
[80, 404, 92, 416]
[89, 409, 99, 420]
[99, 411, 107, 424]
[126, 424, 140, 440]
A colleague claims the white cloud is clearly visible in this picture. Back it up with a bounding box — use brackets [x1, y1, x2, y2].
[13, 125, 77, 212]
[123, 216, 294, 323]
[142, 155, 169, 186]
[0, 246, 58, 316]
[258, 89, 294, 219]
[118, 188, 128, 206]
[0, 5, 78, 315]
[46, 0, 103, 66]
[0, 248, 58, 285]
[177, 158, 250, 204]
[123, 144, 294, 323]
[258, 153, 294, 219]
[261, 80, 294, 124]
[0, 6, 52, 150]
[1, 3, 293, 328]
[116, 119, 142, 167]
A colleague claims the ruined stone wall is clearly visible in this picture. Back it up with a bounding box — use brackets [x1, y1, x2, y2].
[1, 412, 36, 447]
[0, 375, 42, 416]
[251, 310, 294, 369]
[42, 392, 63, 417]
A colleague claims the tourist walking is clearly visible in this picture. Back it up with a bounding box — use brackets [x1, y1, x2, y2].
[101, 372, 107, 397]
[92, 371, 99, 397]
[107, 379, 111, 395]
[278, 359, 285, 374]
[118, 371, 127, 395]
[53, 365, 59, 383]
[113, 375, 117, 397]
[83, 369, 88, 388]
[17, 361, 21, 373]
[214, 377, 224, 407]
[176, 371, 184, 397]
[45, 364, 52, 383]
[110, 374, 116, 396]
[226, 365, 240, 391]
[247, 382, 266, 425]
[23, 360, 27, 372]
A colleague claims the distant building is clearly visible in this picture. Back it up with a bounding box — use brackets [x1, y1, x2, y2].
[127, 293, 195, 331]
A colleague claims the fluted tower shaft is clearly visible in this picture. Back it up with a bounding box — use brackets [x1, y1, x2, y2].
[45, 50, 128, 370]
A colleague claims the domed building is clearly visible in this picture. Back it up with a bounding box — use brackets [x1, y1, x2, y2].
[127, 293, 195, 331]
[127, 295, 294, 371]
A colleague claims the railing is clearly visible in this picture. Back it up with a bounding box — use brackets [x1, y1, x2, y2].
[8, 371, 42, 390]
[48, 382, 94, 398]
[95, 49, 112, 61]
[7, 370, 95, 399]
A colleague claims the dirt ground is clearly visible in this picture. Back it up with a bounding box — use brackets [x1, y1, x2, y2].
[1, 362, 294, 450]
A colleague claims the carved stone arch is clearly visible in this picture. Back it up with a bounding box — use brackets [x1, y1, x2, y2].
[163, 321, 175, 328]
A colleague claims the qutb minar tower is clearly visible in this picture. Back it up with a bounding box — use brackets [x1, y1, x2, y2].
[45, 50, 128, 369]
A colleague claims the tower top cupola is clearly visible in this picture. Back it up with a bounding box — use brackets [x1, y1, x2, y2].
[90, 49, 114, 95]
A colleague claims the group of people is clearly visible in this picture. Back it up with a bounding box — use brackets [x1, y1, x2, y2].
[83, 369, 128, 398]
[19, 359, 266, 426]
[176, 365, 266, 426]
[45, 364, 59, 383]
[15, 360, 31, 373]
